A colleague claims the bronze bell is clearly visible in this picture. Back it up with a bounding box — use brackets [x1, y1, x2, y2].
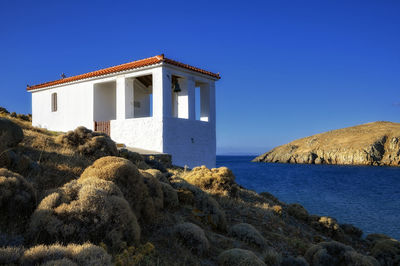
[172, 77, 181, 93]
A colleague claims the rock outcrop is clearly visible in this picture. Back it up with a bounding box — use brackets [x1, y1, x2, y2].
[253, 121, 400, 166]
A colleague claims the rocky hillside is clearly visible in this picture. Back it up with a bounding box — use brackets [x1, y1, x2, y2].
[253, 121, 400, 166]
[1, 108, 399, 265]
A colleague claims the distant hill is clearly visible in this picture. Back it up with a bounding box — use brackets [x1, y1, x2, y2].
[253, 121, 400, 166]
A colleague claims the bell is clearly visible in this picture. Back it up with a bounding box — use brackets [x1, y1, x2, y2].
[173, 78, 181, 93]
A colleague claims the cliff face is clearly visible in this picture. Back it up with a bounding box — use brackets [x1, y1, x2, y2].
[253, 121, 400, 166]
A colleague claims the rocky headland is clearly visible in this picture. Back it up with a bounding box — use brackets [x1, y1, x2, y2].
[253, 121, 400, 166]
[0, 107, 399, 266]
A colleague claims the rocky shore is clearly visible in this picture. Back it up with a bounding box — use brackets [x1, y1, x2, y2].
[1, 108, 399, 265]
[253, 121, 400, 166]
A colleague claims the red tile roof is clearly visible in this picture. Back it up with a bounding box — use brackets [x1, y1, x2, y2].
[27, 54, 220, 91]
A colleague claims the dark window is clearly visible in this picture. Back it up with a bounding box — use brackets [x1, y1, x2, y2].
[51, 93, 57, 112]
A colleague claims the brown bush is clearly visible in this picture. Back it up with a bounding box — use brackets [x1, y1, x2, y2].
[80, 156, 153, 221]
[28, 177, 140, 250]
[174, 222, 210, 255]
[262, 248, 281, 266]
[0, 246, 24, 265]
[0, 168, 36, 233]
[305, 241, 379, 266]
[310, 216, 345, 241]
[0, 150, 40, 177]
[171, 178, 227, 231]
[143, 168, 169, 183]
[340, 223, 363, 240]
[229, 223, 266, 248]
[370, 239, 400, 266]
[20, 243, 112, 266]
[55, 127, 117, 159]
[118, 148, 143, 163]
[181, 166, 238, 196]
[366, 233, 392, 244]
[141, 170, 164, 210]
[160, 182, 179, 209]
[280, 256, 308, 266]
[259, 191, 282, 205]
[287, 203, 309, 221]
[0, 118, 24, 151]
[217, 248, 265, 266]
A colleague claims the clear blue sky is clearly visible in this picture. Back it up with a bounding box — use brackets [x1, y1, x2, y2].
[1, 0, 399, 155]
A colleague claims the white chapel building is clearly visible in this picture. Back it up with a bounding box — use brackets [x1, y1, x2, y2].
[27, 54, 220, 168]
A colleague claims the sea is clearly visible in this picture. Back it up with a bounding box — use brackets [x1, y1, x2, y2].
[216, 155, 400, 240]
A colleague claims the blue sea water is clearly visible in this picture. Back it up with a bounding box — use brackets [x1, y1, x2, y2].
[216, 155, 400, 240]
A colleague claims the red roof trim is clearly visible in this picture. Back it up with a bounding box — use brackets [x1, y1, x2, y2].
[27, 54, 220, 91]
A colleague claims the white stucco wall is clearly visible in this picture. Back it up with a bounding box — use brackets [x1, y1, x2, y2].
[110, 117, 163, 152]
[31, 82, 94, 131]
[163, 117, 216, 168]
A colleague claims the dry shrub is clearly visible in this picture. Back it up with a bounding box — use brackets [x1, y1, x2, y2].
[340, 224, 363, 240]
[174, 222, 210, 255]
[171, 178, 227, 231]
[118, 149, 144, 164]
[160, 182, 179, 209]
[370, 239, 400, 266]
[0, 118, 24, 151]
[181, 166, 238, 196]
[41, 258, 77, 266]
[272, 205, 283, 216]
[80, 156, 153, 221]
[217, 248, 265, 266]
[141, 170, 164, 210]
[55, 127, 117, 159]
[143, 168, 169, 183]
[28, 177, 140, 250]
[366, 233, 393, 244]
[262, 248, 282, 266]
[118, 149, 152, 170]
[305, 241, 379, 266]
[114, 242, 155, 266]
[0, 150, 40, 177]
[280, 256, 309, 266]
[0, 168, 36, 233]
[21, 243, 112, 266]
[259, 191, 282, 205]
[287, 203, 309, 221]
[0, 246, 24, 265]
[229, 223, 266, 248]
[310, 216, 345, 241]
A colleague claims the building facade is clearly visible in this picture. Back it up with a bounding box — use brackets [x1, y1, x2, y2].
[27, 55, 220, 168]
